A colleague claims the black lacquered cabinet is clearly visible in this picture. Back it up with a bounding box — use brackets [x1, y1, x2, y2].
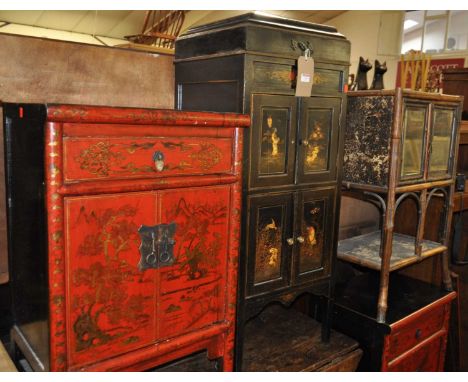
[175, 12, 350, 369]
[246, 187, 335, 298]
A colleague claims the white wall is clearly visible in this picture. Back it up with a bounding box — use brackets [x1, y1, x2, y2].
[327, 10, 403, 89]
[328, 10, 468, 89]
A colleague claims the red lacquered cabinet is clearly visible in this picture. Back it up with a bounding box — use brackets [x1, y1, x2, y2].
[3, 103, 249, 371]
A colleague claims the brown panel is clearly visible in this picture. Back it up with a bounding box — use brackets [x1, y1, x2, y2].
[0, 34, 174, 108]
[0, 106, 7, 284]
[0, 34, 174, 281]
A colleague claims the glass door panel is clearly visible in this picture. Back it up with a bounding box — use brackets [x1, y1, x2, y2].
[428, 107, 455, 178]
[400, 104, 428, 180]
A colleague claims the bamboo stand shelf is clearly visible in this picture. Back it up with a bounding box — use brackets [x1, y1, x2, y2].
[339, 89, 463, 323]
[338, 231, 445, 271]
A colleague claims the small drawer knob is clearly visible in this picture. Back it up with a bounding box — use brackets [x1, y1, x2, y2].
[286, 238, 295, 246]
[153, 151, 165, 172]
[415, 329, 422, 339]
[296, 236, 305, 244]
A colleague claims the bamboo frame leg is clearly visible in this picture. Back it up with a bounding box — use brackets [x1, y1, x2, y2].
[415, 189, 427, 257]
[441, 185, 455, 291]
[377, 198, 395, 323]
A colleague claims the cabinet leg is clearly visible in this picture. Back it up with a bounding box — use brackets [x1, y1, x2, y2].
[441, 250, 453, 291]
[222, 331, 234, 371]
[234, 322, 244, 371]
[321, 297, 332, 342]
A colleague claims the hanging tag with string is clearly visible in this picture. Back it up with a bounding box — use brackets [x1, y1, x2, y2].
[295, 47, 315, 97]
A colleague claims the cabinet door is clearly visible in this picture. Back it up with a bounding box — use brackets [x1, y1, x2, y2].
[293, 188, 335, 285]
[296, 97, 342, 184]
[158, 185, 230, 338]
[427, 106, 457, 180]
[399, 102, 429, 182]
[65, 192, 158, 368]
[246, 192, 293, 296]
[250, 94, 297, 189]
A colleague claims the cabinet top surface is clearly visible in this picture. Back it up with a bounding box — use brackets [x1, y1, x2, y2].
[3, 102, 250, 128]
[178, 12, 345, 40]
[347, 88, 463, 103]
[335, 273, 455, 326]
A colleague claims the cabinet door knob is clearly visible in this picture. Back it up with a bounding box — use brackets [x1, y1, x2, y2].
[296, 236, 305, 243]
[299, 139, 309, 147]
[286, 238, 295, 246]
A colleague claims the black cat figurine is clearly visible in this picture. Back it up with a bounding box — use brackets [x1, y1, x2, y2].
[351, 57, 373, 91]
[370, 59, 387, 90]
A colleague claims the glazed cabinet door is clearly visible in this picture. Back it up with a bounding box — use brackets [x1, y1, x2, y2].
[65, 192, 158, 368]
[293, 188, 335, 285]
[246, 192, 293, 297]
[250, 94, 297, 189]
[427, 105, 457, 180]
[296, 97, 342, 184]
[399, 101, 429, 183]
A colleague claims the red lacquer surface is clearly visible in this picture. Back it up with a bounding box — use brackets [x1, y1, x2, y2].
[63, 137, 233, 182]
[65, 192, 158, 367]
[44, 104, 249, 371]
[159, 186, 230, 338]
[47, 104, 250, 127]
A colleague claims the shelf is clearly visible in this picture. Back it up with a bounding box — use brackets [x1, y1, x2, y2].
[334, 273, 453, 326]
[342, 178, 453, 194]
[242, 305, 360, 371]
[337, 231, 446, 272]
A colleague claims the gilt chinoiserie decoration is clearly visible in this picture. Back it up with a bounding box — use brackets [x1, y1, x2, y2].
[175, 12, 350, 370]
[3, 103, 249, 371]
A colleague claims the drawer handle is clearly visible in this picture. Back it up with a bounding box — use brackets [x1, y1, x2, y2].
[286, 238, 295, 246]
[415, 329, 422, 339]
[296, 236, 305, 244]
[291, 39, 314, 56]
[153, 151, 165, 172]
[138, 222, 176, 271]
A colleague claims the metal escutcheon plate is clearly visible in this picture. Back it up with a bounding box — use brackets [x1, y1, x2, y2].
[138, 222, 176, 271]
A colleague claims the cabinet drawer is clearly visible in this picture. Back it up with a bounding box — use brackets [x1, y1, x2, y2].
[386, 332, 445, 372]
[63, 136, 233, 182]
[251, 60, 344, 95]
[386, 302, 447, 361]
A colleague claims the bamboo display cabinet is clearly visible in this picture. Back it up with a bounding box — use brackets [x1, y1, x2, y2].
[339, 88, 463, 323]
